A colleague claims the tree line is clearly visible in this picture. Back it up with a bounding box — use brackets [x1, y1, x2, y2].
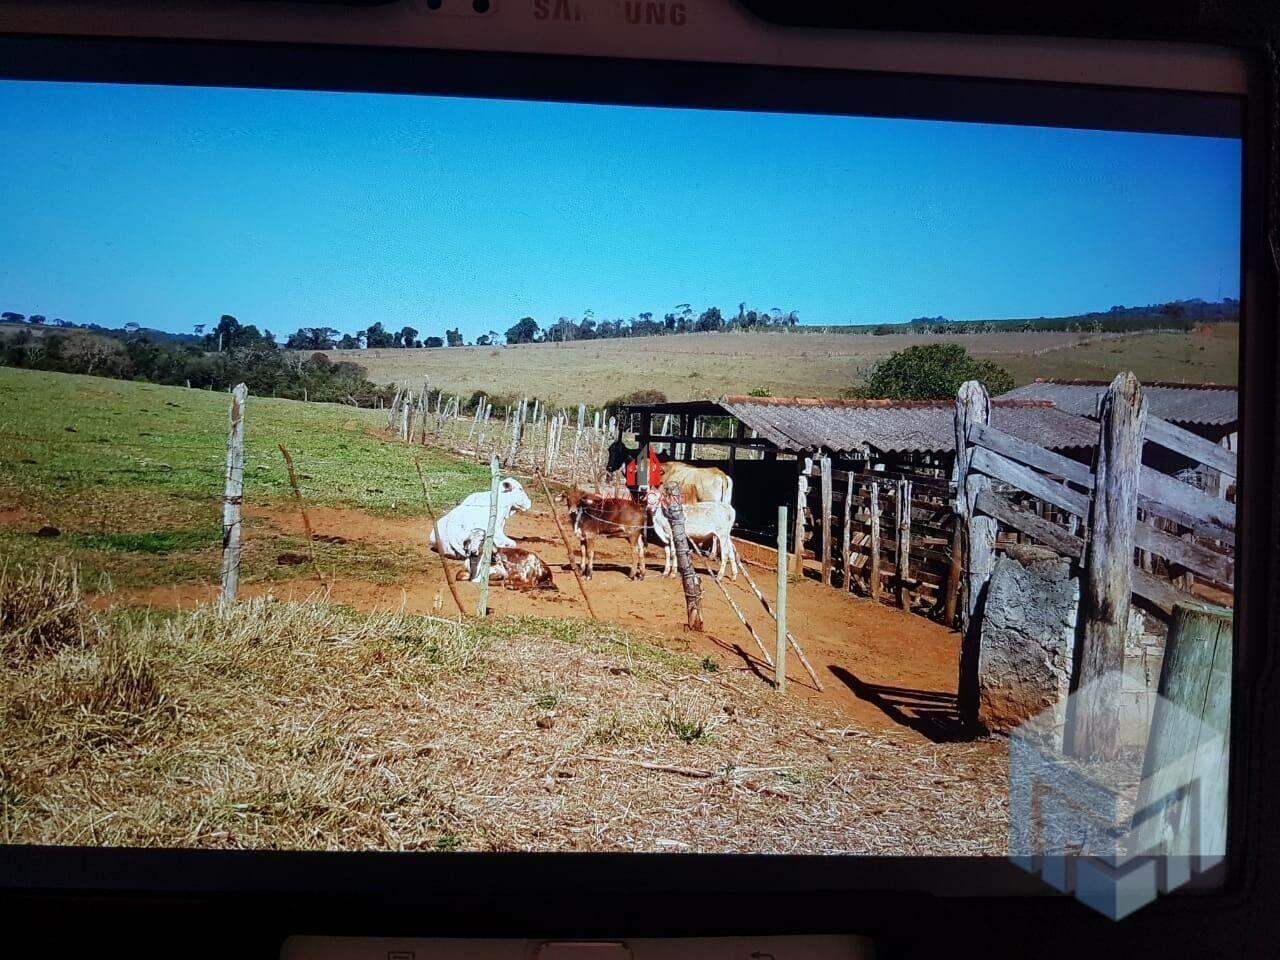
[0, 322, 395, 405]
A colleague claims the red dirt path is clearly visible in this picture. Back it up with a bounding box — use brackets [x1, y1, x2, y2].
[100, 503, 966, 742]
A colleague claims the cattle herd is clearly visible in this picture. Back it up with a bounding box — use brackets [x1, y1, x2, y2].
[429, 445, 736, 590]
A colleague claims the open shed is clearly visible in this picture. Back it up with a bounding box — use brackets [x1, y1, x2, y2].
[621, 394, 1097, 552]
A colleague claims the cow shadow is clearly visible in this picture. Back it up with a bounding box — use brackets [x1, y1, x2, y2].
[828, 665, 966, 742]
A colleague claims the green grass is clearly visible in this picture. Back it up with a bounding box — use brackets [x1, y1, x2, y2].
[0, 367, 489, 592]
[0, 367, 487, 517]
[71, 528, 221, 554]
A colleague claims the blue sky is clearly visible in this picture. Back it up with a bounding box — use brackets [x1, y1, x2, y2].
[0, 79, 1242, 340]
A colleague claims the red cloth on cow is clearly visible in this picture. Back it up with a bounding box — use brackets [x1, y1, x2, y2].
[625, 446, 663, 487]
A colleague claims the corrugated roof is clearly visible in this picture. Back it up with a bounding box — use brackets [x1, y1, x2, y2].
[714, 395, 1097, 456]
[999, 379, 1237, 426]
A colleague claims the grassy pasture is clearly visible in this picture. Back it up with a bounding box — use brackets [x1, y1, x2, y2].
[0, 367, 486, 591]
[338, 326, 1239, 404]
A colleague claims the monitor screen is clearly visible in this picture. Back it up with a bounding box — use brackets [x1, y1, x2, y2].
[0, 67, 1242, 901]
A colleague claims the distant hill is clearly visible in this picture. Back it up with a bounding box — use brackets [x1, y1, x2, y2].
[833, 298, 1239, 336]
[0, 314, 200, 346]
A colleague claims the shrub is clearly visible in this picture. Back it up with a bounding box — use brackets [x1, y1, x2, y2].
[854, 343, 1015, 400]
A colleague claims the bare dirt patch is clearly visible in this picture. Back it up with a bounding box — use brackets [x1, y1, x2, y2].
[101, 504, 968, 742]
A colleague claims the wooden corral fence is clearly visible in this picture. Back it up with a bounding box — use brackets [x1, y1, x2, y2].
[792, 457, 961, 622]
[953, 373, 1235, 759]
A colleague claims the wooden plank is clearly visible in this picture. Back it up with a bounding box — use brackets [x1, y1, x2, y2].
[974, 488, 1084, 560]
[973, 418, 1234, 541]
[973, 490, 1198, 615]
[1137, 465, 1235, 536]
[820, 456, 833, 586]
[970, 421, 1093, 487]
[1133, 603, 1232, 870]
[970, 444, 1092, 518]
[1134, 519, 1233, 585]
[792, 464, 809, 576]
[1147, 415, 1237, 478]
[1069, 372, 1147, 761]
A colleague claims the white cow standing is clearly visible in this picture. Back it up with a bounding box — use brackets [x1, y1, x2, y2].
[429, 477, 532, 559]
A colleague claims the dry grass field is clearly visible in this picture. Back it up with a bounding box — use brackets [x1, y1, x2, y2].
[342, 326, 1239, 404]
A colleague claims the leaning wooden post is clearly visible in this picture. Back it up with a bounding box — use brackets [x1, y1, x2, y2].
[819, 455, 834, 587]
[896, 477, 913, 609]
[841, 471, 854, 592]
[278, 444, 324, 585]
[1068, 372, 1147, 761]
[954, 380, 996, 728]
[776, 504, 789, 693]
[662, 481, 703, 631]
[413, 460, 468, 619]
[219, 382, 248, 609]
[1133, 601, 1232, 871]
[535, 473, 598, 620]
[475, 457, 501, 617]
[868, 480, 883, 602]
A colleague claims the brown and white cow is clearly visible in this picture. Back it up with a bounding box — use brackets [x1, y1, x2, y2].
[458, 529, 558, 592]
[563, 488, 647, 580]
[605, 440, 732, 504]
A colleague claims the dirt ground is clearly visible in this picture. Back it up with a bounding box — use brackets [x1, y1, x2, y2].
[105, 502, 968, 744]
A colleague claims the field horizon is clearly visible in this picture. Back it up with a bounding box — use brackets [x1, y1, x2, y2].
[328, 325, 1239, 405]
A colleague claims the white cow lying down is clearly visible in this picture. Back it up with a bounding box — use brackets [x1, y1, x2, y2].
[429, 477, 532, 559]
[645, 494, 739, 580]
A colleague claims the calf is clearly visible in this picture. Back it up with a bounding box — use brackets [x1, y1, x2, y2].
[563, 487, 648, 580]
[644, 490, 739, 580]
[458, 529, 557, 592]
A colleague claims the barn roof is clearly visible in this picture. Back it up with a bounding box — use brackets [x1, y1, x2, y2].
[626, 395, 1098, 456]
[998, 379, 1237, 427]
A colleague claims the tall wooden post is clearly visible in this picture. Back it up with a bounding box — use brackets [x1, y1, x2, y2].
[954, 380, 996, 728]
[868, 480, 882, 602]
[505, 398, 525, 467]
[820, 456, 833, 587]
[776, 505, 789, 693]
[1133, 602, 1232, 871]
[219, 383, 248, 609]
[476, 457, 500, 617]
[1068, 372, 1147, 760]
[896, 477, 913, 609]
[841, 472, 854, 592]
[792, 461, 809, 576]
[943, 511, 963, 627]
[662, 481, 703, 631]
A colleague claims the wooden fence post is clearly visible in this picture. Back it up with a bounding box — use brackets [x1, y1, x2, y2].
[219, 383, 248, 609]
[896, 478, 913, 609]
[842, 472, 854, 592]
[1068, 372, 1147, 760]
[868, 480, 882, 602]
[1133, 602, 1232, 871]
[662, 481, 703, 631]
[943, 511, 963, 627]
[776, 504, 789, 693]
[820, 456, 833, 586]
[792, 463, 809, 576]
[505, 398, 525, 467]
[475, 457, 501, 617]
[954, 380, 995, 727]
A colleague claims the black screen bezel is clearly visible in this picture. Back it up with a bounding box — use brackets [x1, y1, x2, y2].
[0, 32, 1270, 940]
